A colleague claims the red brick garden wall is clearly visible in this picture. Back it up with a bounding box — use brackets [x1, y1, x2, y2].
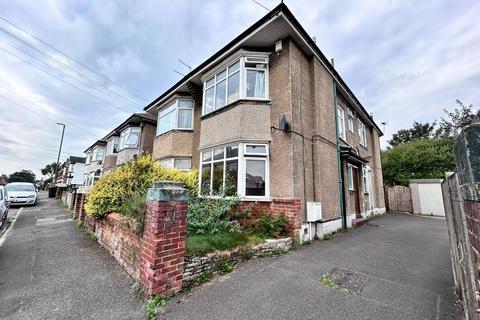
[96, 213, 142, 279]
[241, 197, 302, 236]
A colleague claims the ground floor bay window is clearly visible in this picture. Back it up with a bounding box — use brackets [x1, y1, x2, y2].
[200, 142, 269, 199]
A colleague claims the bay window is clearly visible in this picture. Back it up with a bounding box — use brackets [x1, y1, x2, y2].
[120, 127, 141, 150]
[200, 143, 269, 198]
[92, 146, 104, 162]
[157, 99, 194, 135]
[106, 137, 119, 155]
[202, 54, 269, 115]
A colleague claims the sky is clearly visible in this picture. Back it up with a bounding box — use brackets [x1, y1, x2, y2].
[0, 0, 478, 179]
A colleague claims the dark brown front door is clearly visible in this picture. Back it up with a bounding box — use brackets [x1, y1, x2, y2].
[353, 167, 361, 218]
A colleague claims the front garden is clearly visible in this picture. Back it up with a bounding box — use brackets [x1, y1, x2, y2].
[85, 155, 293, 258]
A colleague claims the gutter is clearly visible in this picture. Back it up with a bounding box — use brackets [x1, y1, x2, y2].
[333, 81, 347, 229]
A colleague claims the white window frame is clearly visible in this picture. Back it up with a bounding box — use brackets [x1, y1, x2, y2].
[347, 108, 355, 132]
[159, 157, 192, 171]
[199, 142, 269, 200]
[337, 105, 346, 140]
[347, 164, 355, 191]
[156, 99, 194, 136]
[92, 146, 105, 162]
[106, 137, 119, 155]
[358, 120, 368, 148]
[119, 127, 141, 150]
[202, 54, 270, 116]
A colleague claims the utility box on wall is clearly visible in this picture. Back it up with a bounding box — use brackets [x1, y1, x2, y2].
[306, 202, 322, 222]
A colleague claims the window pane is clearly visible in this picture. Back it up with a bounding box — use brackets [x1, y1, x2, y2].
[205, 87, 215, 113]
[212, 162, 224, 194]
[202, 151, 212, 162]
[159, 159, 173, 168]
[245, 160, 265, 196]
[201, 164, 211, 195]
[213, 148, 224, 160]
[228, 61, 240, 73]
[125, 132, 140, 147]
[246, 70, 265, 98]
[159, 109, 176, 134]
[225, 160, 238, 196]
[227, 72, 239, 103]
[178, 109, 192, 129]
[215, 79, 226, 108]
[216, 69, 226, 81]
[245, 145, 266, 154]
[206, 77, 215, 87]
[226, 145, 238, 158]
[178, 100, 193, 108]
[174, 159, 191, 170]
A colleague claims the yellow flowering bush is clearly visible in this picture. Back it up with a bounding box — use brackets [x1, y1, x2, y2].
[85, 155, 198, 219]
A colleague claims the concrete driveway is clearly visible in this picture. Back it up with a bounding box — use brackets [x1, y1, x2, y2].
[166, 213, 462, 320]
[0, 193, 144, 320]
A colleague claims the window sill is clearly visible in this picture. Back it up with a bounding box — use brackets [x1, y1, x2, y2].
[155, 129, 194, 139]
[201, 98, 271, 120]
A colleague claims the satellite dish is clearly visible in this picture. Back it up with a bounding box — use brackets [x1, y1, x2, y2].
[279, 114, 290, 132]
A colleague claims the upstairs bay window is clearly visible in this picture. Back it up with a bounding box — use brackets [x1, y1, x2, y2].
[202, 55, 269, 115]
[119, 127, 140, 150]
[92, 147, 105, 162]
[157, 99, 194, 135]
[200, 142, 269, 199]
[106, 137, 119, 155]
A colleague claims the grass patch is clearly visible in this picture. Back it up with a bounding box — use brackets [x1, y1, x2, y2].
[144, 295, 167, 320]
[217, 260, 236, 274]
[186, 232, 264, 257]
[321, 274, 338, 289]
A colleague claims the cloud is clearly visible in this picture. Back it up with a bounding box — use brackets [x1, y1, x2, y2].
[0, 0, 478, 178]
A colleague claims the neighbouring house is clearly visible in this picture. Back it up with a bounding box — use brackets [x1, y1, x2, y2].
[110, 113, 157, 167]
[83, 140, 106, 187]
[56, 156, 86, 187]
[82, 113, 157, 186]
[144, 3, 385, 240]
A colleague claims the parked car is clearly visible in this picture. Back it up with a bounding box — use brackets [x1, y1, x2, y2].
[0, 186, 9, 229]
[6, 182, 37, 206]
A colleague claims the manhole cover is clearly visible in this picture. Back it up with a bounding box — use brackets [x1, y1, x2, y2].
[325, 267, 368, 294]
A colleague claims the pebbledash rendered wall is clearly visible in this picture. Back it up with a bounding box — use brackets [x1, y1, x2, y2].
[71, 182, 301, 297]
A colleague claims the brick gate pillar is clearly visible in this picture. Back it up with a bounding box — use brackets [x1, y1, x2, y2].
[139, 181, 188, 297]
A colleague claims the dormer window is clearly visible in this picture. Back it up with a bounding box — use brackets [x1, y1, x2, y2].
[202, 54, 269, 115]
[157, 99, 194, 135]
[120, 127, 140, 150]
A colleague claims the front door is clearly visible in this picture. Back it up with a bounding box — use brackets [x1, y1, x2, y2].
[353, 167, 362, 218]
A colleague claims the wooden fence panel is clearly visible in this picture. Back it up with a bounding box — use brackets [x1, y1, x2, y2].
[385, 186, 413, 212]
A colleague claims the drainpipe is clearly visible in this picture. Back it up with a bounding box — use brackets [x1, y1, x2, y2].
[333, 81, 347, 229]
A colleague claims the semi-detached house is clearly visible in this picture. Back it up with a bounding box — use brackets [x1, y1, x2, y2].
[143, 3, 386, 240]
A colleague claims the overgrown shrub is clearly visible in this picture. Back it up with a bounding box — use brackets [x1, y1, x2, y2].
[85, 155, 198, 219]
[187, 196, 241, 235]
[241, 210, 293, 238]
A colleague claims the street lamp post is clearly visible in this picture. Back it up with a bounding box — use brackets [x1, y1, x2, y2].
[54, 123, 66, 184]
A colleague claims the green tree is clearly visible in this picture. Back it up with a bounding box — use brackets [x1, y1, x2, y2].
[382, 137, 455, 186]
[8, 170, 36, 183]
[40, 162, 64, 179]
[388, 121, 435, 147]
[435, 100, 480, 137]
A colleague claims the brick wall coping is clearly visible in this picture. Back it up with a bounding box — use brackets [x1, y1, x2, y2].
[147, 180, 189, 201]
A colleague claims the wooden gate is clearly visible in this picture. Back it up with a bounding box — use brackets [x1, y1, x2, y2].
[384, 186, 412, 212]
